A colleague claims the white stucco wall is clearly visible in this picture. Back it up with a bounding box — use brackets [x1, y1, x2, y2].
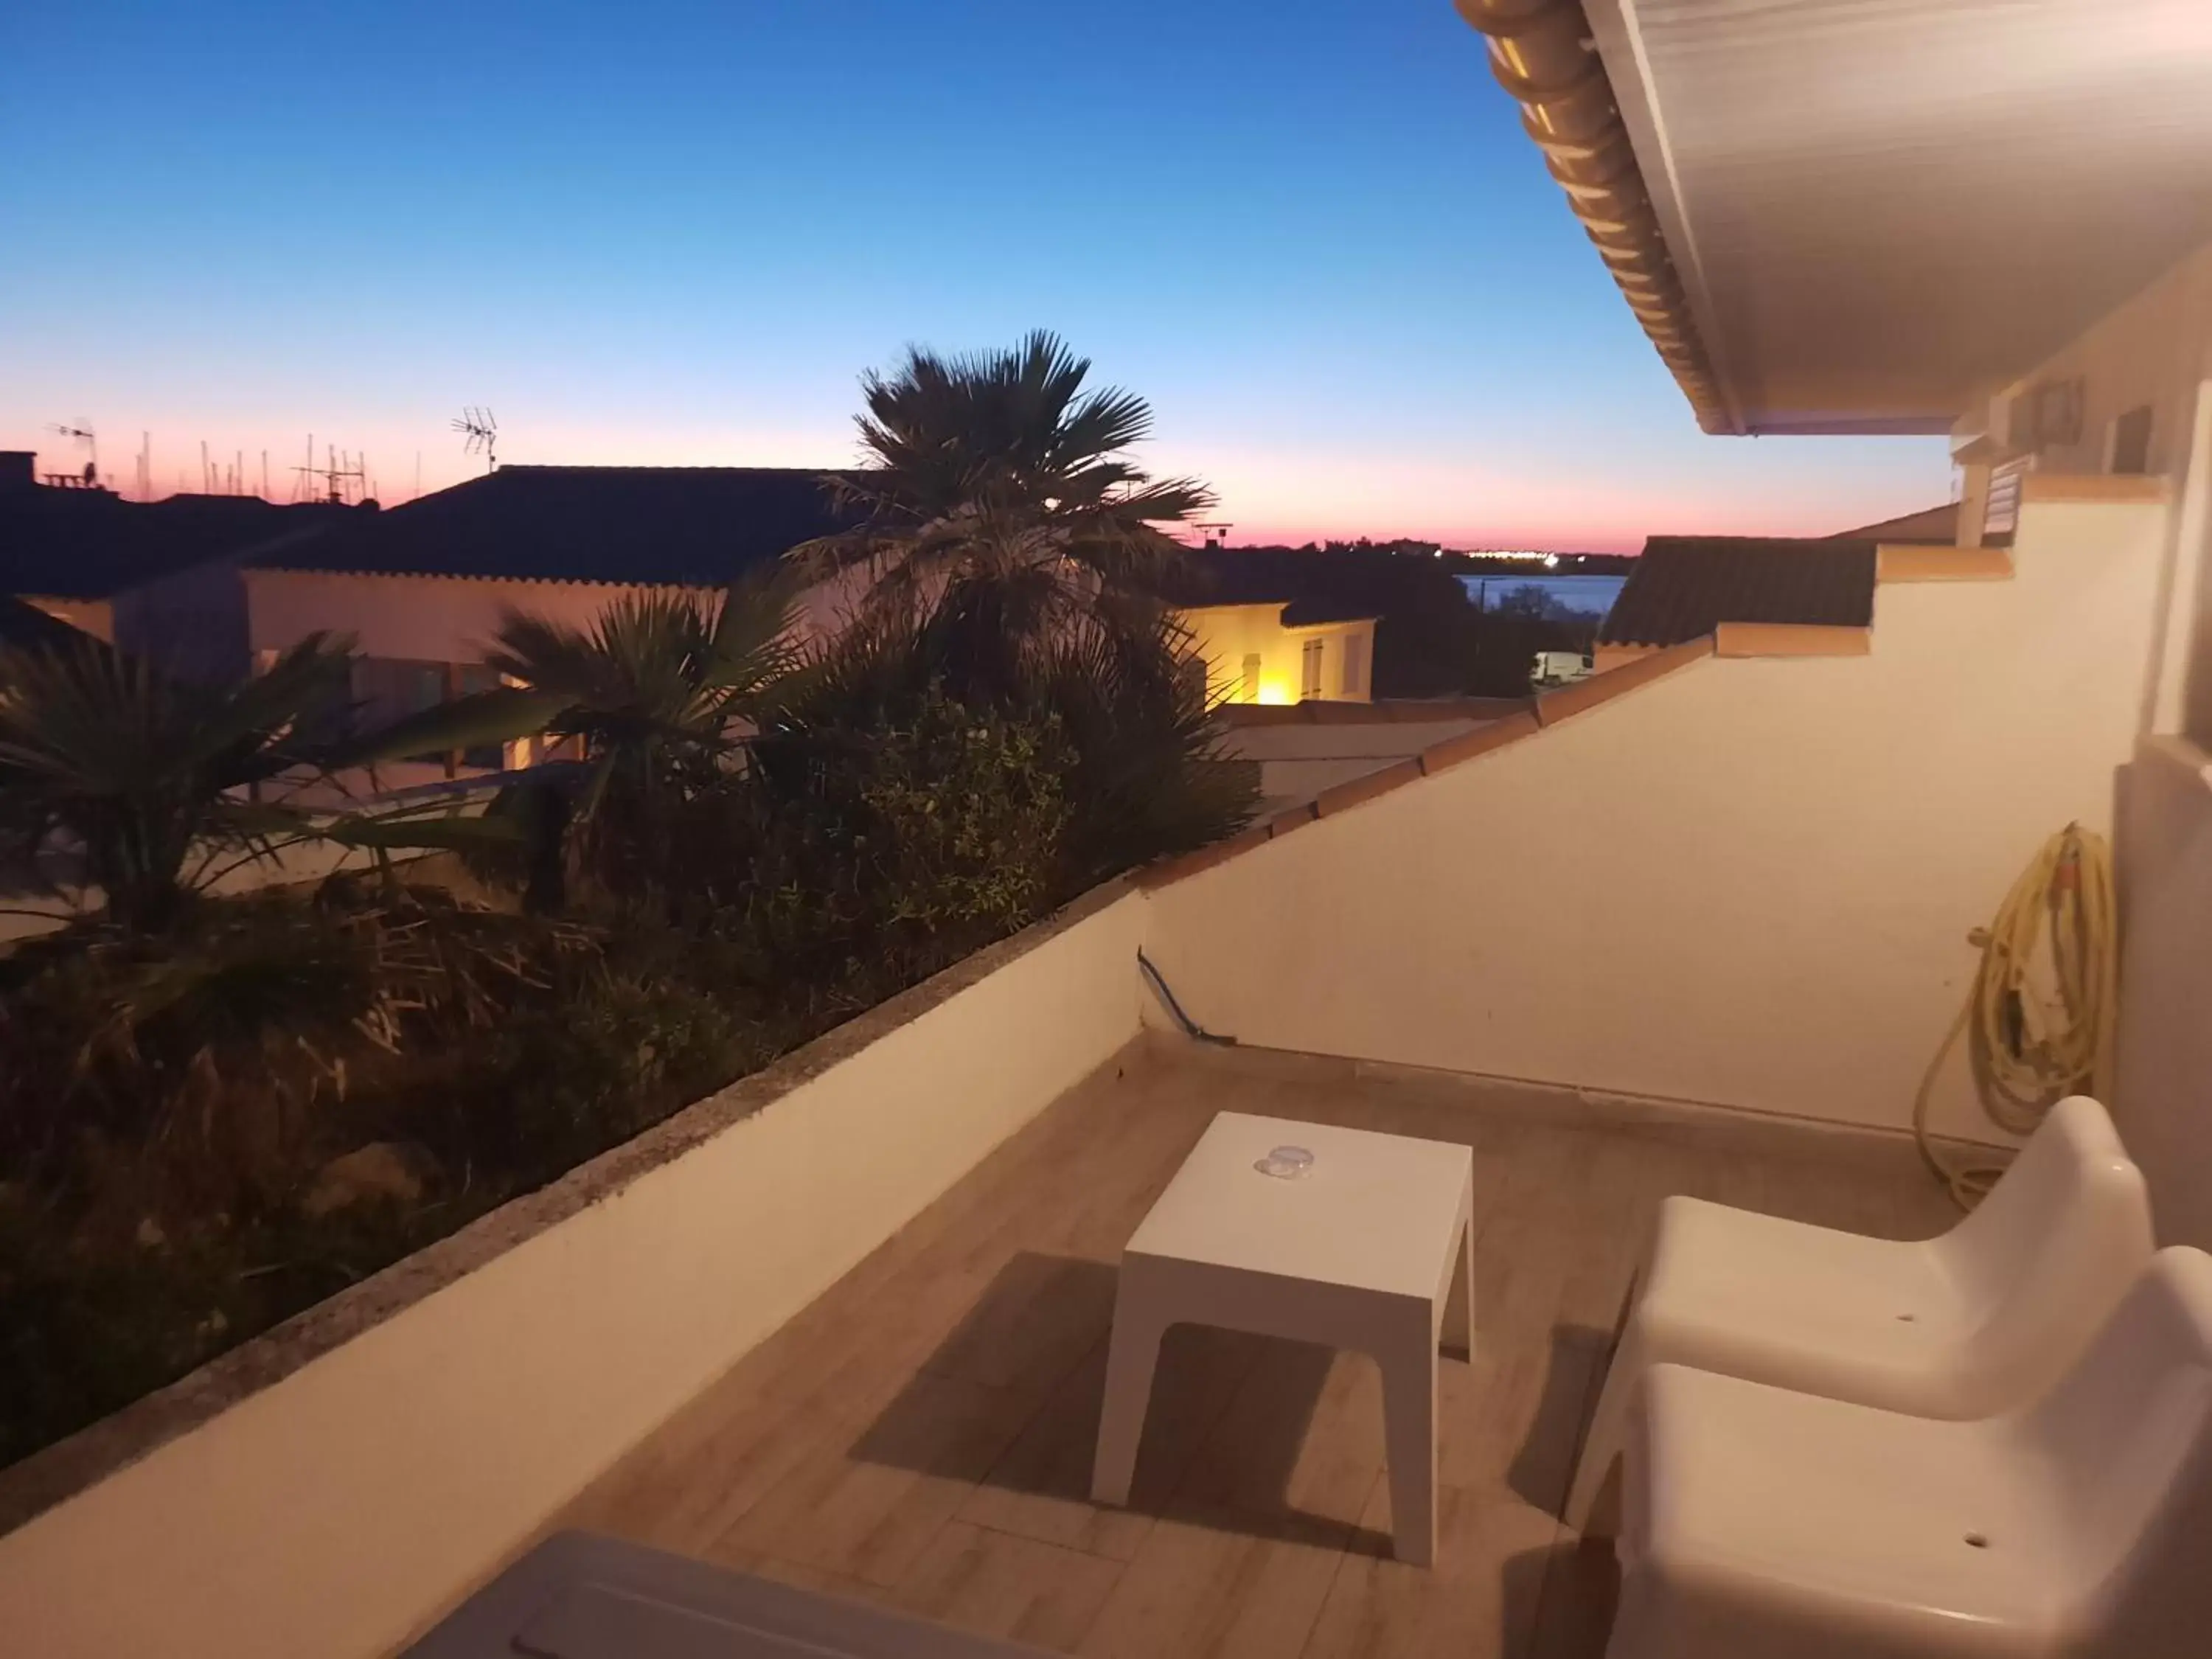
[2114, 736, 2212, 1252]
[1145, 496, 2166, 1141]
[1993, 239, 2212, 1250]
[243, 564, 877, 666]
[0, 888, 1147, 1659]
[2008, 242, 2212, 486]
[244, 570, 726, 662]
[1978, 239, 2212, 739]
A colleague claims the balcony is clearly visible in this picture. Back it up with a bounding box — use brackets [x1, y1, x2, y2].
[551, 1038, 1955, 1659]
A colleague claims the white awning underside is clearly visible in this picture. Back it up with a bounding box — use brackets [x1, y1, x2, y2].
[1587, 0, 2212, 435]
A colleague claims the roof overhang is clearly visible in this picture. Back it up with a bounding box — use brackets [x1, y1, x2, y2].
[1460, 0, 2212, 436]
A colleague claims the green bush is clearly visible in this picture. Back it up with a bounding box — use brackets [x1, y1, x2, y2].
[0, 597, 1258, 1472]
[731, 683, 1073, 1006]
[0, 887, 758, 1467]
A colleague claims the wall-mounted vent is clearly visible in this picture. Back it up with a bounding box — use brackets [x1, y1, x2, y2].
[1983, 456, 2033, 542]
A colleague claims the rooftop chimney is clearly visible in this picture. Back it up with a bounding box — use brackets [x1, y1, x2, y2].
[0, 452, 33, 494]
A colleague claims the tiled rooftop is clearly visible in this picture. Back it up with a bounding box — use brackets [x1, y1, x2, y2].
[1601, 538, 1877, 648]
[246, 465, 862, 586]
[549, 1037, 1958, 1659]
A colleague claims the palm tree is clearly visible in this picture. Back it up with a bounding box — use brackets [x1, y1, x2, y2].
[0, 631, 576, 932]
[793, 331, 1215, 691]
[476, 574, 803, 907]
[0, 633, 355, 932]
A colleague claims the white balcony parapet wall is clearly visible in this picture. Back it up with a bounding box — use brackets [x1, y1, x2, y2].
[0, 883, 1147, 1659]
[1143, 495, 2168, 1144]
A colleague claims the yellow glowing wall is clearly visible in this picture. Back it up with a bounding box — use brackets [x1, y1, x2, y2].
[1175, 603, 1377, 705]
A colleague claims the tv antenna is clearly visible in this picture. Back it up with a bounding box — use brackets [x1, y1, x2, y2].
[293, 442, 367, 505]
[453, 406, 498, 473]
[1194, 520, 1234, 550]
[45, 422, 98, 487]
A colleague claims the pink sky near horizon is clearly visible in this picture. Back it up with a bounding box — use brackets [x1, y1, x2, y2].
[2, 411, 1954, 558]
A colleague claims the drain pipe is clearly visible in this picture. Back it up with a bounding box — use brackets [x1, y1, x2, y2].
[1137, 949, 1238, 1047]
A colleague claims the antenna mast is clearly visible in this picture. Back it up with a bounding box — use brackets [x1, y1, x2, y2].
[44, 422, 98, 488]
[292, 442, 367, 505]
[452, 406, 498, 473]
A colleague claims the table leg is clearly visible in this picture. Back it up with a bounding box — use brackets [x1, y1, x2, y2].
[1091, 1293, 1167, 1507]
[1380, 1315, 1439, 1565]
[1441, 1182, 1476, 1362]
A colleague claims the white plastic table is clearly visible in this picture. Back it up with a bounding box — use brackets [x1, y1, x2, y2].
[1089, 1110, 1476, 1564]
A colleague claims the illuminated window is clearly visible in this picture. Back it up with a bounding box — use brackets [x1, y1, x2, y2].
[1301, 638, 1324, 699]
[1241, 653, 1262, 703]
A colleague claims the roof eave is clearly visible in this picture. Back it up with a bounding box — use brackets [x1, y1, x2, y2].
[1458, 0, 1733, 434]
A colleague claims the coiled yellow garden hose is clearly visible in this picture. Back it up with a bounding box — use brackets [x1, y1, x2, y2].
[1913, 824, 2119, 1210]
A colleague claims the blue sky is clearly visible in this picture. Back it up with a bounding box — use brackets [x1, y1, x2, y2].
[0, 0, 1951, 549]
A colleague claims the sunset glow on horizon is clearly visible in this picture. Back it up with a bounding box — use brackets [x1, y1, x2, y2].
[2, 1, 1952, 552]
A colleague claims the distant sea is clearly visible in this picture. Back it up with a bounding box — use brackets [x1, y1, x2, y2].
[1458, 572, 1627, 620]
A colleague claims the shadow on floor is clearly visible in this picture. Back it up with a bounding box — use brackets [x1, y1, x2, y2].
[847, 1251, 1382, 1551]
[1509, 1321, 1615, 1514]
[1506, 1531, 1621, 1659]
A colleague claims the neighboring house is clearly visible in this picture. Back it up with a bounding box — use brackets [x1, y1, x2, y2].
[1177, 600, 1377, 706]
[1592, 537, 1878, 671]
[1585, 515, 1955, 670]
[237, 465, 863, 785]
[1168, 543, 1380, 704]
[0, 451, 346, 681]
[242, 468, 1380, 766]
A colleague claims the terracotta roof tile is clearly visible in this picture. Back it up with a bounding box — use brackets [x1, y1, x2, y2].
[1313, 758, 1424, 818]
[1877, 546, 2013, 582]
[1419, 709, 1542, 773]
[1713, 622, 1869, 658]
[1537, 637, 1714, 726]
[1219, 695, 1532, 728]
[1129, 822, 1273, 890]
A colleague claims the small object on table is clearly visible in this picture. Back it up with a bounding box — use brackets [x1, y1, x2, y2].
[1254, 1144, 1315, 1178]
[1090, 1110, 1476, 1565]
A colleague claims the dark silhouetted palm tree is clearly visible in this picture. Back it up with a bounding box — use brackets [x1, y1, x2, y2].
[793, 330, 1214, 690]
[477, 574, 804, 907]
[0, 634, 355, 931]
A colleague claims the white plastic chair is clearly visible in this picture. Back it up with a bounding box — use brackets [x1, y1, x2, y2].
[1604, 1248, 2212, 1659]
[1567, 1095, 2152, 1531]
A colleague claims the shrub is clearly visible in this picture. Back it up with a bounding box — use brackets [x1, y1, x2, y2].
[734, 683, 1073, 1005]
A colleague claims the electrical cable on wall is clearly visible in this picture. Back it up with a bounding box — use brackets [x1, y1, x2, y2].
[1137, 949, 1237, 1046]
[1913, 823, 2118, 1210]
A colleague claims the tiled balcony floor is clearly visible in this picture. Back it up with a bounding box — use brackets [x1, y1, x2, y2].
[554, 1038, 1959, 1658]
